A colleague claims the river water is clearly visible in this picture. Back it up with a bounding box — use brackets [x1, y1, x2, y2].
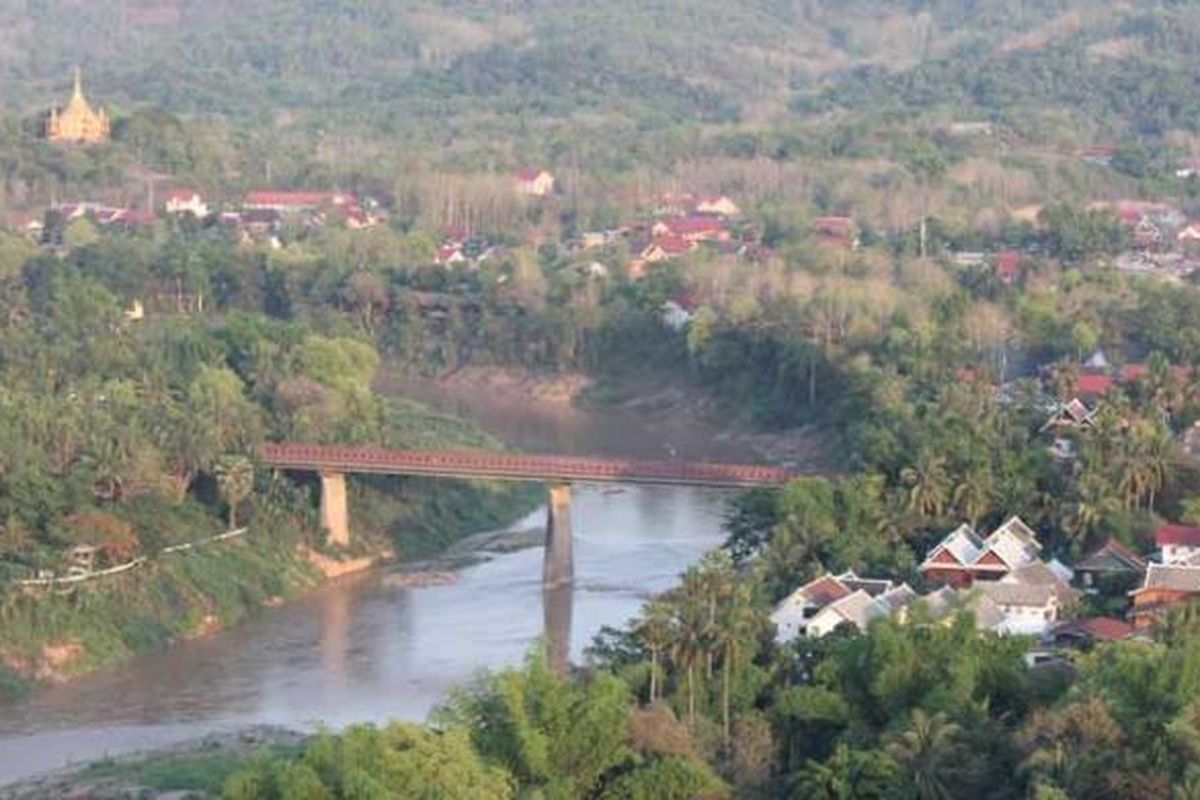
[0, 379, 762, 784]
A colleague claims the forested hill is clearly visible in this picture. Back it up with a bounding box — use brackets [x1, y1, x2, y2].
[1, 0, 1196, 136]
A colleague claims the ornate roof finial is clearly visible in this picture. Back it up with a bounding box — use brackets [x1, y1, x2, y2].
[72, 66, 83, 100]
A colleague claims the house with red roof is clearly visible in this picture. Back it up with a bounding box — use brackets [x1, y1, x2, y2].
[1048, 617, 1135, 647]
[994, 251, 1026, 284]
[1156, 524, 1200, 564]
[771, 571, 912, 640]
[1079, 146, 1116, 166]
[919, 517, 1043, 589]
[514, 169, 555, 197]
[651, 216, 731, 243]
[243, 191, 356, 213]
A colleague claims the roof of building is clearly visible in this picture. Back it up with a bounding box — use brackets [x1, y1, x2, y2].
[245, 191, 353, 208]
[920, 524, 985, 569]
[1076, 373, 1115, 397]
[878, 584, 918, 614]
[838, 571, 895, 598]
[823, 590, 886, 629]
[1156, 524, 1200, 548]
[646, 235, 695, 256]
[1053, 617, 1134, 642]
[976, 581, 1059, 608]
[515, 168, 550, 182]
[1139, 563, 1200, 593]
[1076, 539, 1148, 573]
[773, 574, 852, 616]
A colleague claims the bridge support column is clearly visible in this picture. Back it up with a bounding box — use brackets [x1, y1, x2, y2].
[320, 471, 350, 547]
[543, 483, 574, 589]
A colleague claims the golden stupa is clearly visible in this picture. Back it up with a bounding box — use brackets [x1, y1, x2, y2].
[47, 68, 110, 144]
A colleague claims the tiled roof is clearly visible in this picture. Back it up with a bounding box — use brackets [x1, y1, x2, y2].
[1077, 539, 1148, 572]
[797, 575, 853, 608]
[921, 524, 984, 568]
[1076, 373, 1114, 397]
[1156, 524, 1200, 548]
[1140, 564, 1200, 593]
[977, 581, 1058, 608]
[1055, 617, 1134, 642]
[838, 571, 894, 598]
[825, 590, 886, 629]
[878, 584, 918, 613]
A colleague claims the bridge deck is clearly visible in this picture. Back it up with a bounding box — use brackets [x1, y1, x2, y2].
[260, 443, 794, 489]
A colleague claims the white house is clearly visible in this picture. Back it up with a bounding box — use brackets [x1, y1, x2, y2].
[1156, 524, 1200, 564]
[693, 195, 741, 217]
[163, 189, 209, 218]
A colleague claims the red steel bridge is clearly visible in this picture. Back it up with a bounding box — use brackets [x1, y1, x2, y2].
[260, 442, 796, 588]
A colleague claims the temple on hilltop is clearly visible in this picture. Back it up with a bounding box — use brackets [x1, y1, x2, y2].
[47, 68, 110, 144]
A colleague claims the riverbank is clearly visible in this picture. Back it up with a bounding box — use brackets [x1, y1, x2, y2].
[379, 364, 830, 468]
[0, 395, 541, 700]
[0, 726, 308, 799]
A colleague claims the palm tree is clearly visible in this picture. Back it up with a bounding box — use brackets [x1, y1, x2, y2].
[951, 467, 991, 527]
[635, 598, 673, 703]
[885, 710, 964, 800]
[901, 450, 950, 518]
[670, 596, 707, 728]
[214, 455, 255, 530]
[714, 584, 758, 749]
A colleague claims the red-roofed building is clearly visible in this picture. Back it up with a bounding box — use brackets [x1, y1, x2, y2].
[651, 216, 731, 242]
[244, 191, 355, 212]
[1075, 372, 1115, 399]
[1156, 524, 1200, 564]
[1080, 146, 1116, 166]
[994, 251, 1026, 284]
[1050, 617, 1135, 647]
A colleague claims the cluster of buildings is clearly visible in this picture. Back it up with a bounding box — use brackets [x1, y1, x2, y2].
[772, 514, 1200, 649]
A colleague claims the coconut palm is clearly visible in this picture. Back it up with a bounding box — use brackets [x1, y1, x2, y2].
[635, 597, 673, 703]
[901, 450, 950, 518]
[885, 710, 965, 800]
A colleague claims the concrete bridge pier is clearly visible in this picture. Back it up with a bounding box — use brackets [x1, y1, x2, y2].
[543, 483, 574, 589]
[320, 471, 350, 547]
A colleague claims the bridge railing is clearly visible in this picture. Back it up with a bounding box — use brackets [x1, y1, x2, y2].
[259, 443, 795, 487]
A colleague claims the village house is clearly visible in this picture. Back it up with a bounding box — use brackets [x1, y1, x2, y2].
[515, 169, 555, 197]
[1156, 524, 1200, 565]
[1079, 146, 1116, 166]
[1046, 617, 1135, 649]
[46, 68, 109, 144]
[1177, 158, 1200, 179]
[919, 516, 1043, 588]
[651, 216, 732, 243]
[770, 571, 912, 640]
[628, 236, 697, 278]
[1074, 538, 1147, 589]
[243, 191, 356, 214]
[975, 581, 1065, 636]
[1130, 559, 1200, 628]
[163, 189, 209, 218]
[994, 251, 1026, 284]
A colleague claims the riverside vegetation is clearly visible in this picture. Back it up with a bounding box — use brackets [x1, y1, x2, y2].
[0, 239, 537, 694]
